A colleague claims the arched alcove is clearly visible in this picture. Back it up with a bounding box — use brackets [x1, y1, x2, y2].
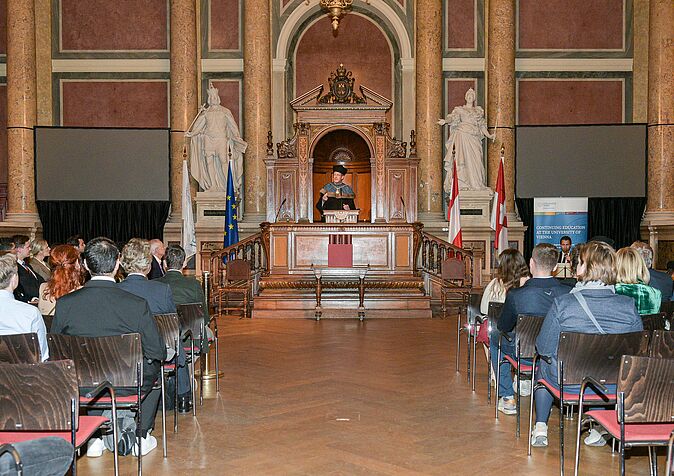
[312, 129, 372, 222]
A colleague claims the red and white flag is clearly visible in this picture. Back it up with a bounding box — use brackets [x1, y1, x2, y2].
[491, 155, 508, 254]
[447, 159, 462, 248]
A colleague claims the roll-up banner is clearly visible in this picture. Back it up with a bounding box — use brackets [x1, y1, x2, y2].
[533, 197, 588, 248]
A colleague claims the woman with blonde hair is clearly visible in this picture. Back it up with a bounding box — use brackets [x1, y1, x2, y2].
[38, 245, 84, 316]
[29, 239, 51, 281]
[615, 247, 661, 315]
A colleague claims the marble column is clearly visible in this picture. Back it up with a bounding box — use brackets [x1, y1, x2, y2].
[486, 0, 516, 213]
[243, 0, 271, 222]
[646, 0, 674, 214]
[6, 0, 38, 216]
[415, 0, 444, 219]
[169, 0, 199, 217]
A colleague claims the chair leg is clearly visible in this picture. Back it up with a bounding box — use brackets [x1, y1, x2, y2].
[574, 410, 587, 476]
[159, 369, 167, 458]
[648, 446, 657, 476]
[214, 334, 220, 393]
[455, 308, 461, 372]
[559, 400, 565, 476]
[487, 341, 492, 405]
[466, 319, 471, 384]
[471, 325, 478, 392]
[495, 342, 502, 420]
[173, 368, 178, 432]
[190, 342, 196, 417]
[110, 399, 119, 476]
[199, 353, 205, 406]
[528, 383, 539, 456]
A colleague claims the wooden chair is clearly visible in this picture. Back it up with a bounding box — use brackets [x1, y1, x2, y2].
[0, 360, 114, 476]
[642, 312, 669, 332]
[495, 315, 545, 437]
[153, 313, 181, 457]
[485, 301, 504, 405]
[177, 303, 219, 410]
[650, 330, 674, 359]
[0, 333, 41, 363]
[48, 334, 145, 475]
[527, 331, 651, 475]
[215, 259, 251, 319]
[440, 258, 472, 372]
[575, 355, 674, 476]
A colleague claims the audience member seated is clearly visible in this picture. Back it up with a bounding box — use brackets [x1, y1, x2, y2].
[148, 239, 166, 279]
[66, 235, 86, 254]
[492, 243, 570, 413]
[0, 437, 74, 476]
[0, 254, 49, 360]
[631, 241, 672, 303]
[158, 245, 210, 328]
[118, 239, 193, 413]
[478, 249, 529, 392]
[11, 235, 44, 303]
[28, 239, 51, 281]
[615, 247, 661, 315]
[0, 237, 15, 255]
[37, 245, 83, 316]
[531, 241, 643, 447]
[51, 237, 166, 457]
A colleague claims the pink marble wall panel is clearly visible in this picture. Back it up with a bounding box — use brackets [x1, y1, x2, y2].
[0, 84, 6, 183]
[295, 15, 392, 108]
[211, 80, 241, 126]
[446, 0, 475, 49]
[519, 0, 623, 50]
[209, 0, 240, 50]
[446, 79, 478, 112]
[518, 80, 624, 125]
[0, 0, 6, 55]
[60, 0, 167, 51]
[61, 81, 169, 127]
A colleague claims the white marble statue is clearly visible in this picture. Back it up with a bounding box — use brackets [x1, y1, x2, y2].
[438, 88, 494, 192]
[186, 82, 247, 195]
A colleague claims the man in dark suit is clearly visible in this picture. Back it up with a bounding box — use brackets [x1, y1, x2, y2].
[12, 235, 44, 303]
[631, 241, 673, 303]
[557, 236, 572, 264]
[491, 243, 570, 415]
[148, 239, 166, 280]
[157, 245, 209, 326]
[119, 238, 192, 413]
[52, 237, 166, 457]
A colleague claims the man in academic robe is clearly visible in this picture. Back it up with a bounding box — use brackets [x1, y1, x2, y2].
[316, 164, 356, 221]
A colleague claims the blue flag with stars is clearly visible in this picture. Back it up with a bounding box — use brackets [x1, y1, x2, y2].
[224, 162, 239, 247]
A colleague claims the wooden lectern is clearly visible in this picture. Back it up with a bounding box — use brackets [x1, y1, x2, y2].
[323, 209, 360, 224]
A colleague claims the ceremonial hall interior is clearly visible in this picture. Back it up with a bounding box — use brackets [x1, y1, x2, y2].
[0, 0, 673, 475]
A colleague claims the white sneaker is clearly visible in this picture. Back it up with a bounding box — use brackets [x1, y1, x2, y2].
[86, 437, 106, 457]
[517, 378, 532, 397]
[584, 428, 608, 447]
[531, 422, 548, 447]
[132, 433, 158, 456]
[497, 396, 517, 415]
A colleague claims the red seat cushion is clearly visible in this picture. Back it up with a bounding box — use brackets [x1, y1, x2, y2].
[80, 394, 143, 404]
[586, 410, 674, 443]
[0, 416, 109, 448]
[539, 379, 615, 403]
[504, 355, 533, 372]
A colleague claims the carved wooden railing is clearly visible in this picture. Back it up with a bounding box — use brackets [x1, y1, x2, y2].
[206, 226, 268, 291]
[417, 231, 475, 288]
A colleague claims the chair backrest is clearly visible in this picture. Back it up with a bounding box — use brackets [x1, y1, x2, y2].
[659, 300, 673, 319]
[47, 333, 142, 388]
[0, 360, 78, 431]
[650, 330, 674, 359]
[487, 302, 503, 321]
[226, 259, 251, 282]
[618, 355, 674, 423]
[642, 312, 668, 332]
[0, 333, 41, 364]
[42, 315, 53, 333]
[466, 292, 482, 324]
[153, 313, 181, 351]
[442, 258, 465, 282]
[177, 303, 206, 339]
[557, 331, 651, 386]
[515, 315, 545, 358]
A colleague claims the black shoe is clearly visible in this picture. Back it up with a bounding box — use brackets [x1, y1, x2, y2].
[178, 395, 193, 414]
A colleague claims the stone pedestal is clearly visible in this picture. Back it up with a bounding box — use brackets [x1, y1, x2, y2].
[194, 192, 230, 274]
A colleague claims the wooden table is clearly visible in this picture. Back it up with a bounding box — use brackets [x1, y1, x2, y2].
[311, 266, 370, 321]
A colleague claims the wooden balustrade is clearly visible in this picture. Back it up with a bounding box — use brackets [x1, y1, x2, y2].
[204, 228, 268, 290]
[417, 231, 475, 287]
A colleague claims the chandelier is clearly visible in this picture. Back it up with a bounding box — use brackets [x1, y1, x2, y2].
[306, 0, 369, 32]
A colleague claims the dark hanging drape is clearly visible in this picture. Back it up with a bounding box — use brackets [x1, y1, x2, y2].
[514, 197, 646, 259]
[37, 201, 171, 245]
[588, 197, 647, 249]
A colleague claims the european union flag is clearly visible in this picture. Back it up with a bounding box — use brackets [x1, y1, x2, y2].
[223, 162, 239, 247]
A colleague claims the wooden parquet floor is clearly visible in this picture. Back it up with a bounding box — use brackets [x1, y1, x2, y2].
[81, 318, 659, 475]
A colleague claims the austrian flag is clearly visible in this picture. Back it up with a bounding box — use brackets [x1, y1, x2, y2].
[491, 154, 508, 254]
[447, 159, 462, 248]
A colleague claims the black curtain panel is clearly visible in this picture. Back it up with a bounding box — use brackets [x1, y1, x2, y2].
[515, 198, 535, 260]
[37, 201, 170, 245]
[588, 197, 647, 250]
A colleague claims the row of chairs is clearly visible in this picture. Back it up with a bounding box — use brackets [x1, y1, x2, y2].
[468, 300, 674, 475]
[0, 302, 217, 476]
